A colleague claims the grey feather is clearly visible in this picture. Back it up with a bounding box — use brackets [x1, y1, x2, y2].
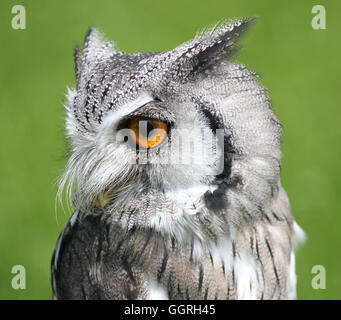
[52, 18, 304, 300]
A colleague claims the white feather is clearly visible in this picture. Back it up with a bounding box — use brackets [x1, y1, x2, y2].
[147, 279, 169, 300]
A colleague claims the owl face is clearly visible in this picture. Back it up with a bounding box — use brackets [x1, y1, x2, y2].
[60, 19, 283, 240]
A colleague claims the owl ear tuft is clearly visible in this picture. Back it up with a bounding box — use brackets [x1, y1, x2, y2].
[197, 18, 255, 63]
[74, 27, 119, 88]
[172, 18, 256, 78]
[73, 45, 82, 89]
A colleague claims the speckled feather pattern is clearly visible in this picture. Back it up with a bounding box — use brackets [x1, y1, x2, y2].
[52, 18, 303, 300]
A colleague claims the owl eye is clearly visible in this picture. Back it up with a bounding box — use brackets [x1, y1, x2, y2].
[128, 117, 168, 149]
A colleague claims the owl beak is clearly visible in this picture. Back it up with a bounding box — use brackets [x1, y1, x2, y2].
[92, 192, 112, 208]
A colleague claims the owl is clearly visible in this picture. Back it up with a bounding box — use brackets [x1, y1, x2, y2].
[51, 18, 304, 300]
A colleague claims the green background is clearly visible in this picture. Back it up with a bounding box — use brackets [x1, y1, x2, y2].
[0, 0, 339, 299]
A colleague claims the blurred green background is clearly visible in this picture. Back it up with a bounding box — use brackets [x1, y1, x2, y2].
[0, 0, 340, 299]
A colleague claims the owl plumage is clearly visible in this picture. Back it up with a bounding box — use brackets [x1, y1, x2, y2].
[51, 18, 304, 300]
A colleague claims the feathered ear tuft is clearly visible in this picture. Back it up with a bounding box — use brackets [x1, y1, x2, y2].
[196, 18, 255, 65]
[73, 45, 82, 89]
[169, 18, 255, 79]
[73, 27, 120, 88]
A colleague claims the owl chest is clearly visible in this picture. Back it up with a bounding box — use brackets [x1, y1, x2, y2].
[140, 235, 262, 300]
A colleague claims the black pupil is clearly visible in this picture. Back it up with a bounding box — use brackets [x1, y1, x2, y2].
[140, 120, 154, 138]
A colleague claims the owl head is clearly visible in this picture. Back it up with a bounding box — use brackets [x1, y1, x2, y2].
[60, 18, 283, 240]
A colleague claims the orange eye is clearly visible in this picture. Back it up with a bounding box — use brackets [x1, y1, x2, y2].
[128, 117, 168, 149]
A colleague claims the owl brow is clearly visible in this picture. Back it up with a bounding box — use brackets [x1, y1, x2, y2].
[124, 102, 176, 124]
